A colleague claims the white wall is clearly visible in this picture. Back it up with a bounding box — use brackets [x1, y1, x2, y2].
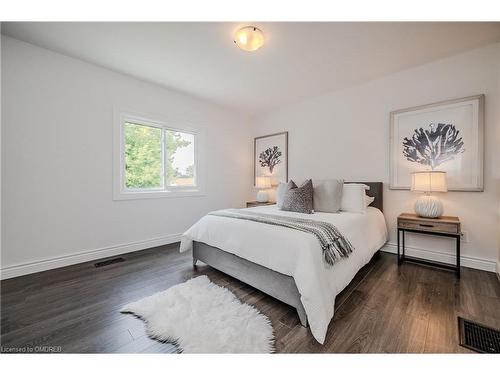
[497, 44, 500, 278]
[1, 36, 253, 278]
[253, 43, 500, 271]
[0, 30, 2, 265]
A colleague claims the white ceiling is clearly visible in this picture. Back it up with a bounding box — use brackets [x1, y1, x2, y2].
[2, 22, 500, 115]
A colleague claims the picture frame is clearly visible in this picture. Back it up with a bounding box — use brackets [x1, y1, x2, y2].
[254, 131, 288, 186]
[389, 95, 484, 191]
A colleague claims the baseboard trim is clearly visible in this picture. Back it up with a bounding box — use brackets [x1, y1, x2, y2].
[2, 236, 496, 279]
[0, 233, 182, 280]
[381, 243, 497, 272]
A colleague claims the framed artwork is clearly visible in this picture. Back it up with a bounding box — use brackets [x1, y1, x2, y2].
[390, 95, 484, 191]
[254, 131, 288, 186]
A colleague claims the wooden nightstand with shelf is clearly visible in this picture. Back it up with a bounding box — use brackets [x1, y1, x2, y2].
[397, 213, 461, 278]
[246, 201, 276, 208]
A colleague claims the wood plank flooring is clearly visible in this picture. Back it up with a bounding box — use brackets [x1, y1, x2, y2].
[1, 244, 499, 353]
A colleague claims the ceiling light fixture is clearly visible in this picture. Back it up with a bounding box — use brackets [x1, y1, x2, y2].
[234, 26, 264, 52]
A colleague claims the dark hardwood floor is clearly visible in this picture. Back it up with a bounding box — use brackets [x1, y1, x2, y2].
[1, 244, 499, 353]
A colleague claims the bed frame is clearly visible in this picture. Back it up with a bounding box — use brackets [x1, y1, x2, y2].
[192, 182, 383, 327]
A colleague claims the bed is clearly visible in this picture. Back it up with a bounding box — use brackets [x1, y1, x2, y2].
[180, 182, 387, 344]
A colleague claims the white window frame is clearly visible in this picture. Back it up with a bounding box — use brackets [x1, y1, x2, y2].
[113, 111, 203, 200]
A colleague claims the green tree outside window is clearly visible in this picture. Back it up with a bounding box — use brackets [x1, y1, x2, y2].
[124, 122, 194, 189]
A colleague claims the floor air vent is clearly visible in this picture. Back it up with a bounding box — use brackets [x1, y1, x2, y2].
[458, 317, 500, 353]
[94, 257, 125, 268]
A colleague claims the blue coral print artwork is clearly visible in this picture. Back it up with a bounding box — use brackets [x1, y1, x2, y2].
[390, 95, 483, 191]
[259, 146, 282, 173]
[402, 123, 465, 170]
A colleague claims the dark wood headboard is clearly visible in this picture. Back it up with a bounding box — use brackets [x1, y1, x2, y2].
[345, 181, 383, 212]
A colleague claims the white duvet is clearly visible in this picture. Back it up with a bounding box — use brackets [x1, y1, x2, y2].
[180, 205, 387, 344]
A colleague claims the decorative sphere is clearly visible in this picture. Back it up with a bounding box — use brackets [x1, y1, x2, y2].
[415, 195, 443, 218]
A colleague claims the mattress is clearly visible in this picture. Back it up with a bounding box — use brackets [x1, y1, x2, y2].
[180, 205, 388, 343]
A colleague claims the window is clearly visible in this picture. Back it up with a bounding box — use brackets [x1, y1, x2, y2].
[124, 122, 164, 190]
[114, 113, 201, 200]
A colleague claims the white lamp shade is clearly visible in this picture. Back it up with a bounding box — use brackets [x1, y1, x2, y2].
[255, 176, 271, 189]
[411, 171, 448, 193]
[234, 26, 265, 51]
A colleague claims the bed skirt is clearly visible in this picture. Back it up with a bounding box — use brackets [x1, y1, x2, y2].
[192, 241, 308, 327]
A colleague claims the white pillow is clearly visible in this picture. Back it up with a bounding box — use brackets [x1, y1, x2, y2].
[312, 179, 344, 213]
[276, 182, 287, 208]
[365, 194, 375, 207]
[276, 181, 297, 208]
[341, 183, 367, 213]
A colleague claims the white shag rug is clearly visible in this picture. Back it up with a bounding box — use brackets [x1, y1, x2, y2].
[120, 275, 274, 353]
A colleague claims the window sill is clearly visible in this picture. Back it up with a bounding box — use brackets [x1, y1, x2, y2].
[113, 189, 205, 201]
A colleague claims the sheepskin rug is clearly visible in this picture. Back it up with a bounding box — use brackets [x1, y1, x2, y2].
[120, 275, 274, 353]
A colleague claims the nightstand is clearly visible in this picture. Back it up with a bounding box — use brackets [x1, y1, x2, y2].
[246, 201, 276, 208]
[397, 213, 461, 278]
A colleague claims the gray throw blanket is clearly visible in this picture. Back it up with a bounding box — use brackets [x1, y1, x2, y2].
[208, 209, 354, 266]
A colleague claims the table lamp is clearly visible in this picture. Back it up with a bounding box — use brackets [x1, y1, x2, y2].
[255, 176, 272, 203]
[411, 171, 447, 218]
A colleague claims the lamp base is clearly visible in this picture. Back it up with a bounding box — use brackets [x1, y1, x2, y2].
[415, 194, 443, 218]
[256, 190, 269, 203]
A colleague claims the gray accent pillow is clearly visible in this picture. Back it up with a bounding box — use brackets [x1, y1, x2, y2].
[313, 179, 343, 213]
[281, 179, 314, 214]
[276, 180, 297, 208]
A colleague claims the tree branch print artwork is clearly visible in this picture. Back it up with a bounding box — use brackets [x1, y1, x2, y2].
[402, 123, 465, 170]
[259, 146, 282, 173]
